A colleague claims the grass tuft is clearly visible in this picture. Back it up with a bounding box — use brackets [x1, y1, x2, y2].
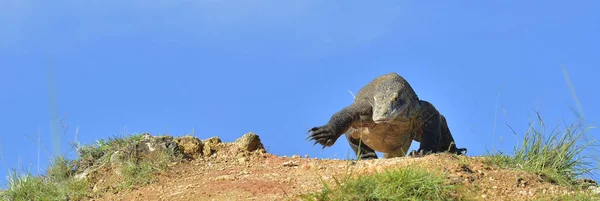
[301, 165, 457, 201]
[2, 156, 90, 201]
[484, 112, 597, 186]
[119, 148, 181, 189]
[74, 133, 146, 170]
[74, 133, 182, 190]
[2, 133, 183, 200]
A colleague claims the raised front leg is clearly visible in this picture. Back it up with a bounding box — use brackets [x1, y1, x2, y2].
[307, 104, 368, 149]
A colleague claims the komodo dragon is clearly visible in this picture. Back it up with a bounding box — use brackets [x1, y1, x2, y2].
[307, 72, 467, 159]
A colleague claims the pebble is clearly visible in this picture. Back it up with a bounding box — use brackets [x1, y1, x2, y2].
[589, 186, 600, 194]
[283, 161, 299, 167]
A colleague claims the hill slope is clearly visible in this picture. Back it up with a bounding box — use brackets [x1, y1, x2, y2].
[3, 132, 599, 201]
[88, 133, 598, 201]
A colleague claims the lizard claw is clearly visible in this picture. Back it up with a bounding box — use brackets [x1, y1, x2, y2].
[306, 125, 339, 148]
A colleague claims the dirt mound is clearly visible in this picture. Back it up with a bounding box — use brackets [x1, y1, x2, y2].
[80, 133, 597, 201]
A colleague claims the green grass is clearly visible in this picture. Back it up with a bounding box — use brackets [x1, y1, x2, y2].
[74, 133, 146, 169]
[76, 133, 183, 190]
[120, 160, 156, 188]
[534, 190, 600, 201]
[300, 165, 458, 201]
[2, 133, 183, 200]
[2, 156, 90, 201]
[301, 111, 597, 201]
[484, 112, 597, 186]
[118, 147, 182, 189]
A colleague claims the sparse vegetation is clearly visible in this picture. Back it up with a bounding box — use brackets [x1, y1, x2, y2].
[2, 114, 598, 200]
[484, 112, 597, 186]
[2, 156, 90, 201]
[2, 133, 184, 201]
[533, 189, 600, 201]
[301, 165, 458, 201]
[74, 133, 146, 169]
[74, 133, 183, 191]
[118, 147, 182, 189]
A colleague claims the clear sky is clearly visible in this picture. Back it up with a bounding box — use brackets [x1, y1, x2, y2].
[1, 1, 599, 187]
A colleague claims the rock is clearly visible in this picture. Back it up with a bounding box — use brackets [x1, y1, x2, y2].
[577, 178, 598, 185]
[516, 177, 528, 188]
[215, 175, 237, 181]
[116, 134, 182, 161]
[283, 161, 299, 167]
[589, 186, 600, 194]
[141, 134, 179, 153]
[202, 136, 222, 156]
[73, 167, 94, 180]
[175, 135, 204, 159]
[108, 150, 126, 175]
[234, 132, 265, 152]
[110, 151, 125, 166]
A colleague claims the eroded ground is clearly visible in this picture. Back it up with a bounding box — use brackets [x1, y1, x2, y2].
[88, 151, 591, 201]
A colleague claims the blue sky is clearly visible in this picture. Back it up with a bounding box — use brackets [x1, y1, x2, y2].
[1, 1, 599, 186]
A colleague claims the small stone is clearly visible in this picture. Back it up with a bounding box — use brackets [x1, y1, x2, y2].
[449, 177, 462, 185]
[215, 175, 236, 181]
[92, 184, 100, 193]
[283, 161, 299, 167]
[292, 154, 301, 158]
[580, 178, 598, 184]
[109, 150, 126, 169]
[589, 186, 600, 195]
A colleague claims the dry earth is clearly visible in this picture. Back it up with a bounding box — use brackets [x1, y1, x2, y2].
[82, 133, 596, 201]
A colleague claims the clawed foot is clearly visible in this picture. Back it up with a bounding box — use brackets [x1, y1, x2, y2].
[409, 148, 467, 157]
[408, 150, 433, 157]
[307, 125, 339, 149]
[456, 148, 467, 155]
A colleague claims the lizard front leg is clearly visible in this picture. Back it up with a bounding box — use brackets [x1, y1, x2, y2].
[307, 103, 368, 149]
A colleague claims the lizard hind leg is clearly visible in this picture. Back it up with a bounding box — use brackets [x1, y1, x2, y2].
[345, 133, 378, 160]
[415, 102, 442, 155]
[439, 115, 467, 155]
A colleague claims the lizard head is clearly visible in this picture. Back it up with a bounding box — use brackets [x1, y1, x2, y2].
[371, 80, 417, 123]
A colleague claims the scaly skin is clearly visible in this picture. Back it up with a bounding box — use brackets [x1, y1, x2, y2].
[307, 73, 466, 159]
